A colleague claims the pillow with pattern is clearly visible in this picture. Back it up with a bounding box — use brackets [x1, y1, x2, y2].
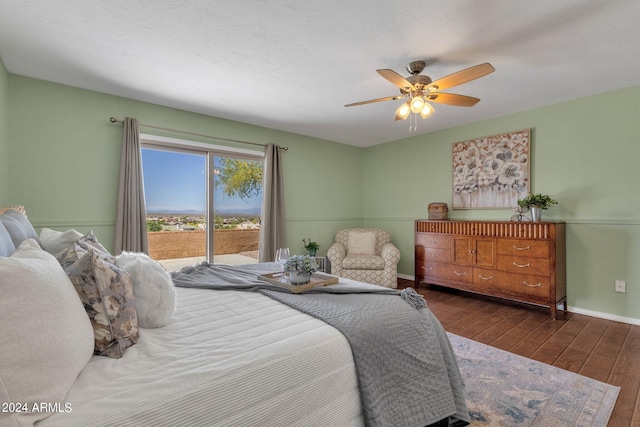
[64, 245, 139, 358]
[56, 230, 112, 269]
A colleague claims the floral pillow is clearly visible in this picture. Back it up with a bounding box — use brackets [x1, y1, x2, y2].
[63, 245, 139, 358]
[56, 231, 112, 269]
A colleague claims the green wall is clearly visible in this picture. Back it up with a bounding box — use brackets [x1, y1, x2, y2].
[363, 85, 640, 321]
[6, 75, 363, 255]
[5, 67, 640, 322]
[0, 58, 9, 202]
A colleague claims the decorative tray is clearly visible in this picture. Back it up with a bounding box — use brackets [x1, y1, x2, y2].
[257, 272, 339, 293]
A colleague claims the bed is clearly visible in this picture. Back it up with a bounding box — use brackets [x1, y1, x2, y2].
[0, 207, 469, 427]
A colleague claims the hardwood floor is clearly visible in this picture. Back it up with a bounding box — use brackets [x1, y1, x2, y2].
[397, 279, 640, 427]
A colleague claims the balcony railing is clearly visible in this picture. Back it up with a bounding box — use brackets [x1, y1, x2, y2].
[148, 229, 259, 271]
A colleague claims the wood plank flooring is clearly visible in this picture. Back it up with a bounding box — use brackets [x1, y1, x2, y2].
[397, 279, 640, 427]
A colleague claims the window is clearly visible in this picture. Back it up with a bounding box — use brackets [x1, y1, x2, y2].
[140, 134, 264, 270]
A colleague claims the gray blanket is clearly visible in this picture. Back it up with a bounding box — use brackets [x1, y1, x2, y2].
[171, 263, 469, 427]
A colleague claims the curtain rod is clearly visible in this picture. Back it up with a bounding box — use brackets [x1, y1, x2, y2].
[109, 117, 288, 151]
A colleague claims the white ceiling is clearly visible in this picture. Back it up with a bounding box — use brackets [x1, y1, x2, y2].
[1, 0, 639, 147]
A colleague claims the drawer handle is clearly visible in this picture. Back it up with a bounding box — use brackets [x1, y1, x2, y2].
[513, 245, 531, 251]
[513, 261, 531, 268]
[453, 270, 467, 276]
[479, 274, 494, 280]
[430, 253, 439, 258]
[523, 281, 542, 288]
[468, 250, 476, 254]
[421, 266, 432, 271]
[428, 239, 439, 243]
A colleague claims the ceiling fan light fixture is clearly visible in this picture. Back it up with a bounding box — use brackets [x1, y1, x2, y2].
[347, 61, 494, 124]
[410, 96, 425, 113]
[395, 102, 411, 120]
[420, 102, 435, 119]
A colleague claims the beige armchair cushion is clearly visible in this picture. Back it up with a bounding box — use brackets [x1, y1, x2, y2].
[343, 254, 385, 270]
[346, 230, 376, 255]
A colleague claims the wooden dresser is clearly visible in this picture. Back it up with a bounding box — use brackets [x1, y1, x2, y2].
[415, 220, 566, 319]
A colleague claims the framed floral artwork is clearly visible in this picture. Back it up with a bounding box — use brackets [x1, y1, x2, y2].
[452, 129, 530, 209]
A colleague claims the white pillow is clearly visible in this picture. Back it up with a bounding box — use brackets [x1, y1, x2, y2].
[115, 252, 177, 328]
[39, 227, 83, 254]
[0, 239, 94, 426]
[347, 231, 377, 255]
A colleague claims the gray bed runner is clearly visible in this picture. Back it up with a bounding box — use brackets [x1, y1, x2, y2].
[171, 263, 469, 427]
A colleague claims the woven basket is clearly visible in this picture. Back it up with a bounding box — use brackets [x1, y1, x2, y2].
[428, 202, 448, 220]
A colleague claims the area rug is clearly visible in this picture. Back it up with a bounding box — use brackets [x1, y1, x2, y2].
[448, 333, 620, 426]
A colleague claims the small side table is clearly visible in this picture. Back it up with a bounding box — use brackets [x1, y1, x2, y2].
[312, 256, 330, 274]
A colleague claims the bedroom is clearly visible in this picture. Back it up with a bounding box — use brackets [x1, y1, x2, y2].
[0, 1, 639, 426]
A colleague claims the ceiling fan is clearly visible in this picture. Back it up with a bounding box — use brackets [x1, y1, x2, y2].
[345, 61, 495, 121]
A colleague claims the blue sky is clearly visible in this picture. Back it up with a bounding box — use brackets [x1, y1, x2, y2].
[141, 149, 262, 214]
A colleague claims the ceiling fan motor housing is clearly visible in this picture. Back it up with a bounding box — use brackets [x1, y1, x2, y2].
[406, 60, 426, 75]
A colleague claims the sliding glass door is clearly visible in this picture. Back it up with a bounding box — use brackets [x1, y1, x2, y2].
[141, 139, 263, 270]
[211, 155, 263, 264]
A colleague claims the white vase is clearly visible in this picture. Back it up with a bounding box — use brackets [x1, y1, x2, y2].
[289, 271, 312, 285]
[530, 206, 542, 222]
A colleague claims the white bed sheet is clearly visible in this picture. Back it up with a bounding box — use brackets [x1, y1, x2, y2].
[39, 287, 364, 427]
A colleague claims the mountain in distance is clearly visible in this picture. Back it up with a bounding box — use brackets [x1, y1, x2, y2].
[147, 208, 205, 216]
[216, 207, 261, 217]
[147, 207, 261, 217]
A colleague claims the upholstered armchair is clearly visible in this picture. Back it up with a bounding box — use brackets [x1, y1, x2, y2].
[327, 228, 401, 288]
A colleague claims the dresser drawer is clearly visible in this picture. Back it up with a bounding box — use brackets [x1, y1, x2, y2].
[500, 273, 550, 299]
[422, 247, 451, 263]
[497, 256, 550, 276]
[471, 268, 506, 289]
[416, 233, 451, 249]
[416, 260, 450, 281]
[472, 269, 549, 299]
[446, 265, 473, 285]
[497, 239, 549, 258]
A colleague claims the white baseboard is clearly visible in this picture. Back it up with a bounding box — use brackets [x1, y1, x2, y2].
[566, 306, 640, 326]
[398, 275, 640, 326]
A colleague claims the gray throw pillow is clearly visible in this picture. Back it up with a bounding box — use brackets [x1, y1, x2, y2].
[0, 209, 40, 247]
[0, 222, 16, 257]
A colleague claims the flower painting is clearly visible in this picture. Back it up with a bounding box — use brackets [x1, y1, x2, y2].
[452, 129, 530, 209]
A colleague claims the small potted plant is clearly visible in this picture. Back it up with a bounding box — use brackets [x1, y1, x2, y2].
[283, 255, 319, 285]
[302, 238, 320, 257]
[517, 193, 558, 222]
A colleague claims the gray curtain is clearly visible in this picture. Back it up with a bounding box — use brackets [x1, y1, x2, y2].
[113, 117, 149, 254]
[259, 144, 287, 262]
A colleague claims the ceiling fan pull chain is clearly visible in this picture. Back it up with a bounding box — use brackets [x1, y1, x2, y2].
[410, 113, 418, 132]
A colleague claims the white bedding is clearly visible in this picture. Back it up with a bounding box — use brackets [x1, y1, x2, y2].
[39, 287, 364, 427]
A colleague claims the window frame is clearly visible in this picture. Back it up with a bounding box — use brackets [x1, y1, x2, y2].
[140, 133, 265, 262]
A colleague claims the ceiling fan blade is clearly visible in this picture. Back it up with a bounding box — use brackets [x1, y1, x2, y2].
[344, 95, 404, 107]
[427, 92, 480, 107]
[428, 63, 495, 91]
[376, 69, 415, 91]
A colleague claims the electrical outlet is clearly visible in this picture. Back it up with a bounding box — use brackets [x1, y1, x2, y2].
[615, 280, 626, 293]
